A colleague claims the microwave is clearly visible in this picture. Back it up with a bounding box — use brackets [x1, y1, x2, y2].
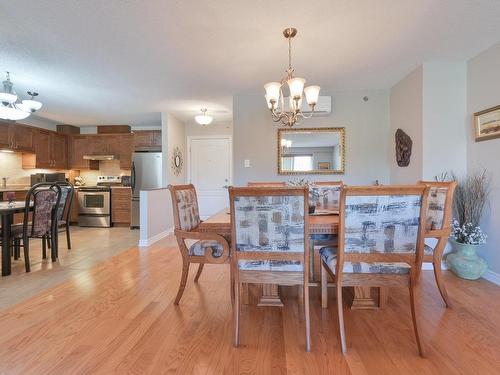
[30, 173, 66, 186]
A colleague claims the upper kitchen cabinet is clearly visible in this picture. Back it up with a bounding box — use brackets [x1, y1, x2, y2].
[22, 129, 68, 169]
[69, 133, 134, 170]
[70, 135, 92, 169]
[0, 122, 10, 148]
[133, 130, 161, 151]
[0, 121, 33, 152]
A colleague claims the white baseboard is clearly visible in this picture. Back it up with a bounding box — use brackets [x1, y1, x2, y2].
[482, 269, 500, 286]
[421, 262, 448, 271]
[138, 227, 174, 247]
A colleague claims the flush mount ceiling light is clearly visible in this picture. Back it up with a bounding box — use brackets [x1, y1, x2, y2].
[0, 72, 43, 121]
[195, 108, 213, 125]
[264, 27, 321, 127]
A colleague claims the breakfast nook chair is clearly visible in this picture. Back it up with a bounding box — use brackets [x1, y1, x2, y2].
[229, 186, 311, 351]
[417, 180, 457, 307]
[11, 183, 62, 272]
[168, 184, 231, 305]
[320, 185, 429, 356]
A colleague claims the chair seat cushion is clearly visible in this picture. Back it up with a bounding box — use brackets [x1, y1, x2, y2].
[10, 223, 33, 237]
[238, 260, 303, 272]
[319, 246, 411, 275]
[188, 240, 225, 258]
[424, 244, 434, 255]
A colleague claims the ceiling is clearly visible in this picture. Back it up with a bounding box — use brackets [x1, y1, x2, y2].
[2, 0, 500, 127]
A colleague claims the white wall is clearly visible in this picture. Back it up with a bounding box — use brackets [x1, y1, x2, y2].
[467, 41, 500, 276]
[139, 188, 173, 247]
[390, 67, 423, 183]
[232, 90, 390, 186]
[422, 62, 467, 180]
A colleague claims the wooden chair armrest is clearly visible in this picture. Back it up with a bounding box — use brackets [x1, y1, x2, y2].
[174, 229, 230, 263]
[424, 228, 451, 239]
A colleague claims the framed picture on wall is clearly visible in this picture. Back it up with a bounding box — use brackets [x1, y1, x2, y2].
[318, 162, 331, 170]
[474, 105, 500, 142]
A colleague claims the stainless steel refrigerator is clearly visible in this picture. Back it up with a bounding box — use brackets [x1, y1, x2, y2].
[130, 152, 163, 228]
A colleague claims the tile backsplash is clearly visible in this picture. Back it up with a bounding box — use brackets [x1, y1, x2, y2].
[0, 152, 69, 185]
[78, 160, 130, 186]
[0, 152, 130, 186]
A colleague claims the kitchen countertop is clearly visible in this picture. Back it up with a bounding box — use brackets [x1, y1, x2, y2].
[0, 186, 31, 192]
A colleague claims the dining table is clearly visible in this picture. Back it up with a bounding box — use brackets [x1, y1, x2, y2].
[1, 201, 30, 276]
[198, 209, 387, 310]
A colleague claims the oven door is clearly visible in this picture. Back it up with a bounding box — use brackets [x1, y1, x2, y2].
[78, 191, 110, 215]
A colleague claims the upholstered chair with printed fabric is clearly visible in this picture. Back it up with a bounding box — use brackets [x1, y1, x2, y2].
[417, 180, 457, 307]
[11, 183, 62, 272]
[309, 181, 343, 282]
[230, 186, 311, 351]
[168, 184, 231, 305]
[320, 185, 429, 357]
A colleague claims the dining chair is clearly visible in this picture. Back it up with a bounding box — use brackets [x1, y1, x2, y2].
[229, 186, 311, 351]
[320, 185, 429, 356]
[168, 184, 231, 305]
[11, 183, 62, 272]
[309, 181, 343, 282]
[247, 182, 286, 187]
[55, 182, 74, 251]
[417, 180, 457, 307]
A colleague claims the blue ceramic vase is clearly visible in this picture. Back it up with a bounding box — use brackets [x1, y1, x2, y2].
[447, 238, 487, 280]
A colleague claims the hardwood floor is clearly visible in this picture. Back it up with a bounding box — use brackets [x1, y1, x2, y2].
[1, 235, 500, 374]
[0, 226, 139, 308]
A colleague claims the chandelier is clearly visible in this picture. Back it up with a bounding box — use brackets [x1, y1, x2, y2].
[195, 108, 213, 125]
[264, 27, 320, 127]
[0, 72, 43, 121]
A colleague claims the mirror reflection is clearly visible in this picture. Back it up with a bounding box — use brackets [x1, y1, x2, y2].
[278, 128, 345, 174]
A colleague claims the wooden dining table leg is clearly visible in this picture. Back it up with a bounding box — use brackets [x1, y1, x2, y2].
[257, 284, 284, 307]
[1, 214, 13, 276]
[350, 286, 383, 309]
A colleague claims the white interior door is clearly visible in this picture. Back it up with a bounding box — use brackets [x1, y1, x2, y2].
[189, 136, 232, 219]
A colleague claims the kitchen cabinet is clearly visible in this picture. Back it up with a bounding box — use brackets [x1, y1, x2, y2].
[22, 129, 68, 169]
[0, 121, 33, 151]
[111, 187, 131, 225]
[0, 122, 11, 148]
[70, 135, 91, 169]
[51, 132, 68, 169]
[70, 189, 79, 223]
[133, 130, 161, 151]
[69, 134, 134, 170]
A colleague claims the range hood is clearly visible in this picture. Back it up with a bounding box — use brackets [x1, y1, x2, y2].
[83, 154, 118, 161]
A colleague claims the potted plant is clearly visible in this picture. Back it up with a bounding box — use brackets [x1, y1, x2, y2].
[447, 170, 490, 280]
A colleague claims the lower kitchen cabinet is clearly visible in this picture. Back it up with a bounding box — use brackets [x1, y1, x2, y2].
[111, 187, 131, 225]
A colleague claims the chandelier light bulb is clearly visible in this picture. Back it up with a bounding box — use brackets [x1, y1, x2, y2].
[287, 77, 305, 99]
[304, 85, 320, 106]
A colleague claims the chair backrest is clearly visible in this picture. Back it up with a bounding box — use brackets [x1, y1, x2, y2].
[247, 182, 286, 187]
[337, 185, 429, 273]
[56, 182, 74, 222]
[418, 181, 457, 234]
[310, 181, 343, 211]
[229, 186, 309, 265]
[168, 184, 201, 231]
[23, 183, 62, 237]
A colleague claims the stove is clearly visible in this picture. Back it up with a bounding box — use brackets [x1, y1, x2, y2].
[78, 176, 120, 227]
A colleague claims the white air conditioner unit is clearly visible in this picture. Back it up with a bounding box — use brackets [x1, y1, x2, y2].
[282, 95, 331, 116]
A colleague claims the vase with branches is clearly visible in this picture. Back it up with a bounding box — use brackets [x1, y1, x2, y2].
[447, 169, 490, 280]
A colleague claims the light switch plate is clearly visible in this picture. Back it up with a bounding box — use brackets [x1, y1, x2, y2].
[244, 159, 250, 168]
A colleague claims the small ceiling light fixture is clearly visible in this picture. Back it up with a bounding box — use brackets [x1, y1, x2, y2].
[195, 108, 213, 125]
[264, 27, 321, 127]
[0, 72, 43, 121]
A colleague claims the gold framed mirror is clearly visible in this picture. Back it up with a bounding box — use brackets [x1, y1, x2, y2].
[277, 127, 345, 175]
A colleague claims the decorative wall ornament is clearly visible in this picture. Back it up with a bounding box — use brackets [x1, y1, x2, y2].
[171, 147, 183, 176]
[473, 104, 500, 142]
[395, 128, 412, 167]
